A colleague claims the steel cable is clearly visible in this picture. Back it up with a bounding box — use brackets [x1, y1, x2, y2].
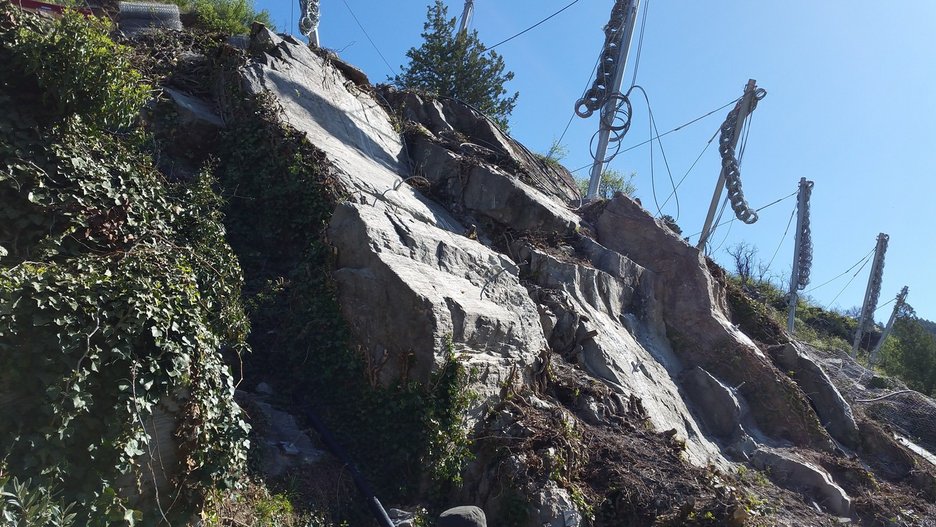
[718, 87, 766, 224]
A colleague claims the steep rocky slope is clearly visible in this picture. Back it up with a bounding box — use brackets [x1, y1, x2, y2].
[219, 26, 936, 526]
[3, 8, 936, 525]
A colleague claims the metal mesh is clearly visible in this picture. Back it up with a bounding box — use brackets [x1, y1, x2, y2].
[118, 1, 182, 33]
[796, 179, 814, 290]
[810, 345, 936, 457]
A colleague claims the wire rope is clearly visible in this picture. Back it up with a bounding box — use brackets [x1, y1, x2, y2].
[628, 0, 650, 88]
[804, 247, 876, 294]
[627, 85, 678, 218]
[488, 0, 582, 50]
[341, 0, 397, 76]
[567, 97, 742, 175]
[656, 128, 719, 215]
[687, 190, 797, 241]
[828, 255, 873, 309]
[764, 204, 797, 272]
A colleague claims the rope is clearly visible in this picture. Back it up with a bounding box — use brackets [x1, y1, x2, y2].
[628, 0, 650, 88]
[828, 255, 873, 309]
[628, 85, 678, 220]
[718, 86, 767, 224]
[687, 190, 796, 241]
[488, 0, 582, 50]
[656, 128, 719, 218]
[567, 96, 743, 175]
[764, 203, 796, 272]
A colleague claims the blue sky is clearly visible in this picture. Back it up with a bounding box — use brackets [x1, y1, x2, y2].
[255, 0, 936, 321]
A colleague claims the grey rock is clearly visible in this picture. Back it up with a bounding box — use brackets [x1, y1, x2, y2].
[239, 394, 327, 478]
[254, 382, 274, 395]
[533, 481, 581, 527]
[164, 87, 223, 130]
[774, 342, 860, 449]
[752, 448, 852, 517]
[595, 194, 832, 450]
[681, 367, 744, 441]
[438, 506, 487, 527]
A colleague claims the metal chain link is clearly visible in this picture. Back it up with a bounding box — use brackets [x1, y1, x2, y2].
[718, 88, 766, 224]
[575, 0, 629, 119]
[796, 179, 814, 290]
[299, 0, 320, 37]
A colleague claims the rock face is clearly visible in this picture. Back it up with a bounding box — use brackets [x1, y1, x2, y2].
[238, 26, 869, 525]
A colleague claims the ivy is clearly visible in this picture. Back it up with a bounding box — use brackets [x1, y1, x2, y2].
[0, 5, 248, 524]
[1, 7, 150, 130]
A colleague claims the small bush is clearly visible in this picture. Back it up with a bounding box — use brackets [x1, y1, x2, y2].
[166, 0, 274, 34]
[2, 8, 149, 129]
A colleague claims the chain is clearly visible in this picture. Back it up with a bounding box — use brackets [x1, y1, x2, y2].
[796, 179, 814, 290]
[718, 88, 766, 224]
[299, 0, 320, 37]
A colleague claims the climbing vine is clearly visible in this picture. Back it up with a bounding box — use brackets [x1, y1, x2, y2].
[0, 5, 248, 524]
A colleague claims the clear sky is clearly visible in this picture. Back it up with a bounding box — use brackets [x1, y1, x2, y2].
[255, 0, 936, 321]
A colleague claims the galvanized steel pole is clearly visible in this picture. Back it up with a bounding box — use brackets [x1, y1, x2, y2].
[787, 177, 813, 333]
[852, 233, 889, 357]
[697, 79, 758, 249]
[458, 0, 474, 35]
[586, 0, 640, 201]
[869, 286, 908, 365]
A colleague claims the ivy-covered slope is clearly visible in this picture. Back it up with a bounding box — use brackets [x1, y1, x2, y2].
[0, 7, 247, 524]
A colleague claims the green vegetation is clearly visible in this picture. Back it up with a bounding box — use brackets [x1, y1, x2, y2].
[576, 169, 637, 199]
[723, 254, 936, 395]
[0, 6, 248, 523]
[4, 6, 149, 129]
[877, 304, 936, 396]
[393, 0, 518, 129]
[162, 0, 274, 34]
[0, 474, 78, 527]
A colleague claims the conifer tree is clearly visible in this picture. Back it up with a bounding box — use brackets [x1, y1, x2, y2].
[393, 0, 519, 129]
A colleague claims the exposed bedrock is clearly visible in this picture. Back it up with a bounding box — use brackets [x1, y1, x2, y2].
[594, 196, 833, 451]
[238, 25, 868, 524]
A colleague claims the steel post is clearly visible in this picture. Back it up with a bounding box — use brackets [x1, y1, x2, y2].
[869, 286, 908, 365]
[787, 177, 811, 333]
[586, 0, 640, 200]
[852, 233, 889, 357]
[459, 0, 475, 35]
[697, 79, 758, 249]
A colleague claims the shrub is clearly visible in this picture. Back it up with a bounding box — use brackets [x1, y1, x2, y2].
[2, 8, 149, 129]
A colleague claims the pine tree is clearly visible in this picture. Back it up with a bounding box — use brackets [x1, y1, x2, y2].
[393, 0, 519, 129]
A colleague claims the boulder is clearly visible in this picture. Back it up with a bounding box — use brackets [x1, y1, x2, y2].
[595, 195, 832, 450]
[752, 448, 852, 517]
[773, 342, 860, 449]
[439, 506, 487, 527]
[681, 367, 745, 442]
